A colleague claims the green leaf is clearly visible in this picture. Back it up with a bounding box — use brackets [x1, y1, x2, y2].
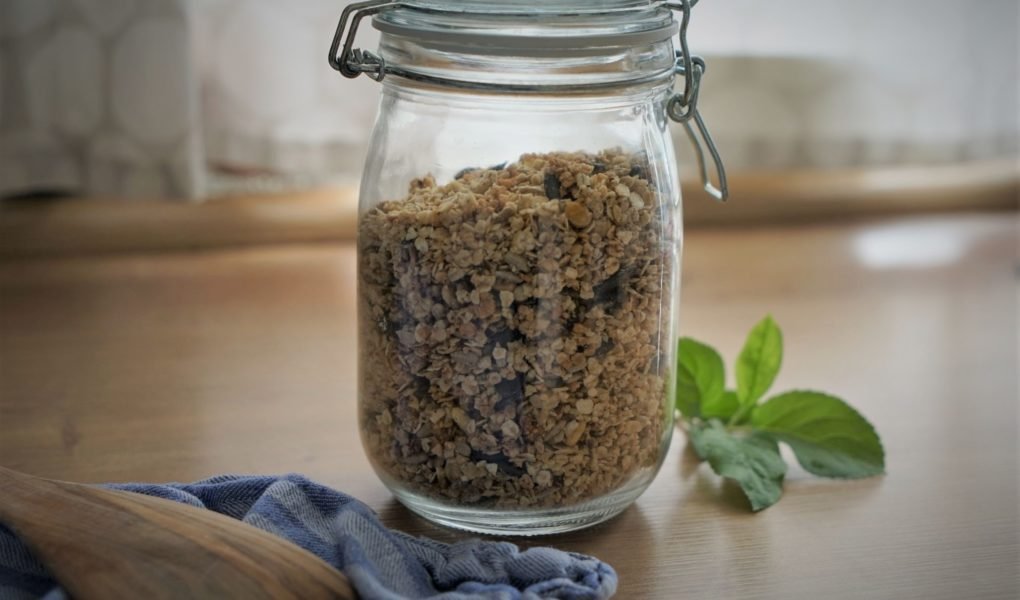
[736, 315, 783, 408]
[676, 338, 726, 418]
[687, 422, 713, 460]
[703, 389, 740, 421]
[752, 390, 885, 479]
[689, 421, 787, 511]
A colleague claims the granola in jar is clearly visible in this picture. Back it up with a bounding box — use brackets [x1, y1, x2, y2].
[358, 149, 675, 508]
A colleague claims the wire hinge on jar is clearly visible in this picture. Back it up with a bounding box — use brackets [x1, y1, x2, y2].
[665, 0, 728, 201]
[328, 0, 400, 80]
[330, 0, 729, 202]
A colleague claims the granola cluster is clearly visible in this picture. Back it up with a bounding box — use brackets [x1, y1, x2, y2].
[359, 150, 675, 508]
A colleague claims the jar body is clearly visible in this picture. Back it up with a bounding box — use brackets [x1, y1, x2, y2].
[357, 80, 682, 534]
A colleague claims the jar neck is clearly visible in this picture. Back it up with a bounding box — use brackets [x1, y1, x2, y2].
[379, 75, 675, 112]
[377, 34, 676, 93]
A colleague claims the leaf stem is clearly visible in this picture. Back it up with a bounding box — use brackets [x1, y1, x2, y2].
[728, 402, 754, 427]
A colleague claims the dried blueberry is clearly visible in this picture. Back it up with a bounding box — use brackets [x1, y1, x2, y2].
[544, 172, 562, 200]
[487, 325, 523, 347]
[584, 265, 635, 314]
[414, 376, 430, 398]
[458, 161, 507, 179]
[494, 374, 526, 408]
[469, 450, 526, 476]
[398, 240, 417, 266]
[454, 166, 478, 179]
[518, 296, 539, 310]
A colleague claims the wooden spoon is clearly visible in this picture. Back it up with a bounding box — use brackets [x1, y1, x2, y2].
[0, 466, 357, 599]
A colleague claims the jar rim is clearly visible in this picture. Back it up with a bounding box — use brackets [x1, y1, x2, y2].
[372, 3, 678, 57]
[397, 0, 662, 15]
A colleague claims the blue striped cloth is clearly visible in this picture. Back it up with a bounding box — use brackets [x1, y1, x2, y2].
[0, 474, 617, 599]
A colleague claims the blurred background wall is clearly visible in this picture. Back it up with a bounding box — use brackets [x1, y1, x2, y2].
[0, 0, 202, 199]
[0, 0, 1017, 201]
[685, 0, 1019, 172]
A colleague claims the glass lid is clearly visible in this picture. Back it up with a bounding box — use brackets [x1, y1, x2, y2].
[372, 1, 677, 53]
[398, 0, 664, 14]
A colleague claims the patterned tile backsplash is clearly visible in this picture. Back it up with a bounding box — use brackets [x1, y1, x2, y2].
[0, 0, 202, 200]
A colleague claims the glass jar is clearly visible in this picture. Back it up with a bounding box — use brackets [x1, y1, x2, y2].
[332, 0, 726, 534]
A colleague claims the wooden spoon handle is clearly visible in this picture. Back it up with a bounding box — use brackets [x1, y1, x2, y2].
[0, 467, 357, 599]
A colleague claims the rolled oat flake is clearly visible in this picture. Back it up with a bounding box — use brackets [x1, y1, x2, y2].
[330, 0, 727, 535]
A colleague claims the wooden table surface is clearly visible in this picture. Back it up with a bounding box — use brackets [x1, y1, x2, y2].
[1, 212, 1017, 599]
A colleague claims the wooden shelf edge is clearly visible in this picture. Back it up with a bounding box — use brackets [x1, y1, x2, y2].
[683, 158, 1019, 225]
[1, 160, 1016, 258]
[0, 188, 360, 259]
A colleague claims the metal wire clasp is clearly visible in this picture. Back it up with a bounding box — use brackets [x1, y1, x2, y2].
[665, 0, 728, 201]
[329, 0, 401, 81]
[331, 0, 728, 202]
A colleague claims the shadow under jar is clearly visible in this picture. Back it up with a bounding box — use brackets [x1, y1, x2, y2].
[333, 0, 726, 535]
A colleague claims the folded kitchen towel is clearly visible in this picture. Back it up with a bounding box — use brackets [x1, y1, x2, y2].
[0, 474, 617, 600]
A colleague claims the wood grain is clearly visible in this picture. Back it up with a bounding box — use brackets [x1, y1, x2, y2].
[1, 160, 1015, 258]
[0, 187, 359, 258]
[0, 212, 1017, 599]
[0, 467, 356, 599]
[682, 158, 1019, 224]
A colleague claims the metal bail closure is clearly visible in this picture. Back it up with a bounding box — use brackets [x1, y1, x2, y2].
[331, 0, 727, 201]
[329, 0, 401, 81]
[665, 0, 728, 202]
